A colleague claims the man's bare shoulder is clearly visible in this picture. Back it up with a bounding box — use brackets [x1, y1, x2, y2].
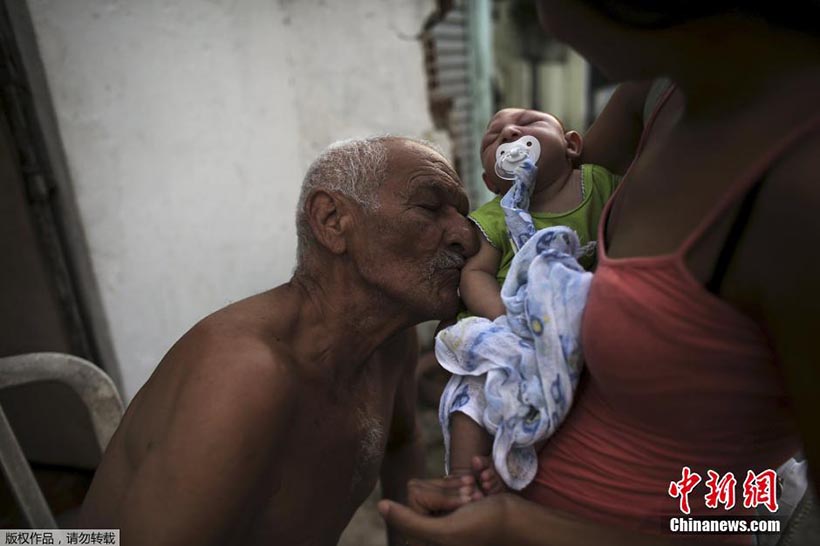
[83, 292, 303, 542]
[163, 288, 302, 426]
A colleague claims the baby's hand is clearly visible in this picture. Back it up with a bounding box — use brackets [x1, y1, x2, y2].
[471, 455, 509, 496]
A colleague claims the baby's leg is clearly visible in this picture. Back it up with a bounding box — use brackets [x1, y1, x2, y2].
[449, 412, 492, 500]
[450, 413, 510, 497]
[449, 412, 491, 475]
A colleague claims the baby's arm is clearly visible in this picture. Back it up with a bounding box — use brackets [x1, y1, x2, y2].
[459, 231, 505, 320]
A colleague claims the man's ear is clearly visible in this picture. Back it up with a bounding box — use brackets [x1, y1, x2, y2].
[565, 130, 583, 161]
[304, 190, 352, 255]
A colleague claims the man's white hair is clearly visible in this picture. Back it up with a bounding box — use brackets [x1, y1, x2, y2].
[295, 135, 443, 264]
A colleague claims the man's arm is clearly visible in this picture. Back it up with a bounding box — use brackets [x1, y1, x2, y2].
[115, 339, 294, 546]
[380, 328, 426, 545]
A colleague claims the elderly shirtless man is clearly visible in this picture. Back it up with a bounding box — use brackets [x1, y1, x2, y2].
[79, 136, 477, 545]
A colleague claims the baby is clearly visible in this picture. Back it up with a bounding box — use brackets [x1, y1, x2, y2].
[442, 108, 620, 496]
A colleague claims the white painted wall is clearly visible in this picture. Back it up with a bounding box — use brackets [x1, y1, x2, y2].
[26, 0, 438, 400]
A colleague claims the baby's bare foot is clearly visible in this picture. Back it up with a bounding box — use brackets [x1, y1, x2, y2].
[471, 455, 509, 495]
[448, 466, 485, 501]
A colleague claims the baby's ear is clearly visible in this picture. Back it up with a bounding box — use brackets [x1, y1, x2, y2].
[482, 172, 499, 194]
[565, 130, 583, 161]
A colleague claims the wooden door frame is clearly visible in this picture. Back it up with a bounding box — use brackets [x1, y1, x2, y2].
[0, 0, 122, 393]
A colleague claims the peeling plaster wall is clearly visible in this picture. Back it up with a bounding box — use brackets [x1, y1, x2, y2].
[26, 0, 437, 400]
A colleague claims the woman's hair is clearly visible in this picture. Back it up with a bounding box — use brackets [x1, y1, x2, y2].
[579, 1, 820, 35]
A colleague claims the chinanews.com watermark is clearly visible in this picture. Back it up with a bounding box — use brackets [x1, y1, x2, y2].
[669, 516, 780, 534]
[666, 466, 781, 535]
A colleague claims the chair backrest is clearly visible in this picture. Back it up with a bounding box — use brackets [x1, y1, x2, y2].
[0, 353, 123, 528]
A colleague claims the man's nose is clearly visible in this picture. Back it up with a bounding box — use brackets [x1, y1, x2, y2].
[445, 213, 479, 260]
[500, 124, 521, 142]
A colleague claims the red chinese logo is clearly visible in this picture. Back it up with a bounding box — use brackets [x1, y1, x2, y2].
[668, 467, 778, 514]
[704, 470, 737, 510]
[668, 466, 702, 514]
[742, 469, 778, 513]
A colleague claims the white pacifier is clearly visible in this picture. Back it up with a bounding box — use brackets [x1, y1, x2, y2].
[494, 136, 541, 180]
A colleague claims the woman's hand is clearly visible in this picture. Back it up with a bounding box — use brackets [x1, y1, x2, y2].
[379, 484, 719, 546]
[379, 486, 511, 546]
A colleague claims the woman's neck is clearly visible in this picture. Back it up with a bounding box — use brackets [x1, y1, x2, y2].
[665, 18, 820, 121]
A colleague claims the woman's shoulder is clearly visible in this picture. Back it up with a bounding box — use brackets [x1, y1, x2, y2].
[727, 125, 820, 317]
[758, 126, 820, 228]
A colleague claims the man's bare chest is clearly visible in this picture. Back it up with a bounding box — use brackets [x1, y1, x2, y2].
[249, 386, 396, 544]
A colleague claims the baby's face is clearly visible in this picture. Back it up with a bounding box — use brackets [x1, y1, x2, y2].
[481, 109, 568, 194]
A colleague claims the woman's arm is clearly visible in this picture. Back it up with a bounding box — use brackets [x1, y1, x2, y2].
[379, 492, 724, 546]
[579, 79, 653, 175]
[725, 130, 820, 497]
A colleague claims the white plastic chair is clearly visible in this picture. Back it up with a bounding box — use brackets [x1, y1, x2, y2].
[0, 353, 123, 528]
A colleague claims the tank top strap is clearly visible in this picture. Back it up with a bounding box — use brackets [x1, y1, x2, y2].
[634, 82, 676, 158]
[677, 111, 820, 257]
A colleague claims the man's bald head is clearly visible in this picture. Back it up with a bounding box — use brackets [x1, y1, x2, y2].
[295, 136, 445, 264]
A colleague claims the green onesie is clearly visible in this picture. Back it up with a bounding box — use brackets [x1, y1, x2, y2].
[469, 163, 620, 286]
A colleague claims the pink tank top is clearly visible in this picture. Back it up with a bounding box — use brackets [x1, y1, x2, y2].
[522, 88, 816, 538]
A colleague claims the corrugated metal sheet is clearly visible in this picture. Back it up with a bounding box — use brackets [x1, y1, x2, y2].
[422, 4, 480, 202]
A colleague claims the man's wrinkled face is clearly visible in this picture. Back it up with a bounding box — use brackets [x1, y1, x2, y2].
[351, 141, 477, 320]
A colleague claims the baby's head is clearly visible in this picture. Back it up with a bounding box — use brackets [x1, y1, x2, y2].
[480, 108, 582, 195]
